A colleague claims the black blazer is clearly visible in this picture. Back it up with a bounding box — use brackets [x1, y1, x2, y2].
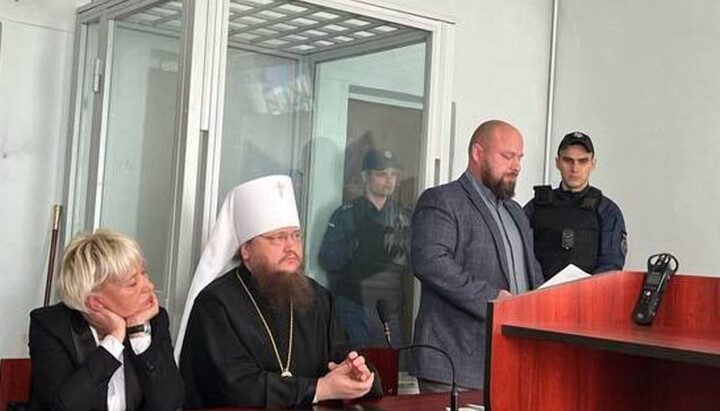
[28, 303, 184, 411]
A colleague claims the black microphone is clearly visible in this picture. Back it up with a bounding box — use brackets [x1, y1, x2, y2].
[376, 299, 392, 347]
[375, 299, 459, 411]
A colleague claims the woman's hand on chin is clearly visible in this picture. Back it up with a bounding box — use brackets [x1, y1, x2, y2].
[126, 293, 160, 329]
[85, 303, 127, 341]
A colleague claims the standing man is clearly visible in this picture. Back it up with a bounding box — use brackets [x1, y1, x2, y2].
[319, 149, 411, 347]
[177, 175, 380, 409]
[525, 131, 627, 280]
[411, 120, 544, 392]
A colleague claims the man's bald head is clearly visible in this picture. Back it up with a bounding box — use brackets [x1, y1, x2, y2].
[467, 120, 524, 200]
[467, 120, 521, 158]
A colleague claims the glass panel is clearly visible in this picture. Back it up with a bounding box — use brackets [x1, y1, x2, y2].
[308, 43, 426, 354]
[98, 1, 183, 297]
[219, 38, 425, 348]
[217, 0, 428, 374]
[218, 49, 310, 201]
[66, 22, 100, 239]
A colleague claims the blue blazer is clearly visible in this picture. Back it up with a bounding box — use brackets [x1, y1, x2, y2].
[410, 173, 544, 388]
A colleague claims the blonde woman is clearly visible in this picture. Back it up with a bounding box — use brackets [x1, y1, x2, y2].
[28, 229, 183, 411]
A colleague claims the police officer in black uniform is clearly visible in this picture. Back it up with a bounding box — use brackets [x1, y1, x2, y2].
[319, 148, 411, 347]
[525, 132, 627, 280]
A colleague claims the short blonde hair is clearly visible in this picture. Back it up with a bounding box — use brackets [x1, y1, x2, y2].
[58, 229, 145, 312]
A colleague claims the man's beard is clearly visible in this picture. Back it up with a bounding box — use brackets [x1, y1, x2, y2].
[251, 256, 314, 313]
[481, 166, 517, 200]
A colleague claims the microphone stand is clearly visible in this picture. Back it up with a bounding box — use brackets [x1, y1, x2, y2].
[381, 321, 458, 411]
[402, 343, 459, 411]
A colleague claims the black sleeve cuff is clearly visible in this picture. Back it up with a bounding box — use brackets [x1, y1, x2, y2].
[301, 378, 318, 407]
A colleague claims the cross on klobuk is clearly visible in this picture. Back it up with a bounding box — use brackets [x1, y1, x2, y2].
[274, 181, 286, 199]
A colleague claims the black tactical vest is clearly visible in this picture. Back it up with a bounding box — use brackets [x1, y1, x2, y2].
[531, 186, 602, 280]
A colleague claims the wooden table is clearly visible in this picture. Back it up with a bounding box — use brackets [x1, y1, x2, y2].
[201, 390, 483, 410]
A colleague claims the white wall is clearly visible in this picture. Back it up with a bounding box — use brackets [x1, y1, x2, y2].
[374, 0, 553, 203]
[0, 0, 78, 357]
[0, 0, 79, 32]
[551, 0, 720, 275]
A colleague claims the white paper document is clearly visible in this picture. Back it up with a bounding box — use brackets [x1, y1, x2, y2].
[538, 263, 591, 289]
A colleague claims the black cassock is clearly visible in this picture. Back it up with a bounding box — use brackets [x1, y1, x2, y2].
[180, 265, 377, 408]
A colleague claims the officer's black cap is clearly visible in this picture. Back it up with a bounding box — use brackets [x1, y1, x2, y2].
[558, 131, 594, 155]
[362, 149, 401, 171]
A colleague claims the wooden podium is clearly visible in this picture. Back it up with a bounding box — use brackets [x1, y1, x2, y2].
[484, 270, 720, 410]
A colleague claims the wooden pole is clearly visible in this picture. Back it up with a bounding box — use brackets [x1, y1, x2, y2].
[43, 204, 63, 307]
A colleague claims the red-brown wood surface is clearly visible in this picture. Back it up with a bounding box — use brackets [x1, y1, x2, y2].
[487, 271, 720, 410]
[0, 358, 31, 411]
[320, 390, 483, 411]
[198, 390, 483, 410]
[359, 347, 399, 396]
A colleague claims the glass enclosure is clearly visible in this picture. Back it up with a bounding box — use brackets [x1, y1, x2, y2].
[66, 0, 184, 301]
[214, 2, 427, 351]
[307, 43, 426, 348]
[64, 0, 453, 364]
[99, 4, 183, 294]
[66, 22, 100, 239]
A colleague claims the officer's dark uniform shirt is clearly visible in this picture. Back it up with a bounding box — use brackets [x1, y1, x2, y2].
[524, 185, 627, 280]
[318, 195, 411, 309]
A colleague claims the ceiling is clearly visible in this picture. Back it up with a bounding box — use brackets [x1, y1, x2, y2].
[123, 0, 421, 55]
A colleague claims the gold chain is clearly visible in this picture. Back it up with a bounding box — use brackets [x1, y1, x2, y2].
[236, 271, 294, 378]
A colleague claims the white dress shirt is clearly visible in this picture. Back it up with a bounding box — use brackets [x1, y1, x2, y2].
[89, 326, 151, 411]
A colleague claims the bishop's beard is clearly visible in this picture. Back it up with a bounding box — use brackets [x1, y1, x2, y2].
[251, 260, 314, 313]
